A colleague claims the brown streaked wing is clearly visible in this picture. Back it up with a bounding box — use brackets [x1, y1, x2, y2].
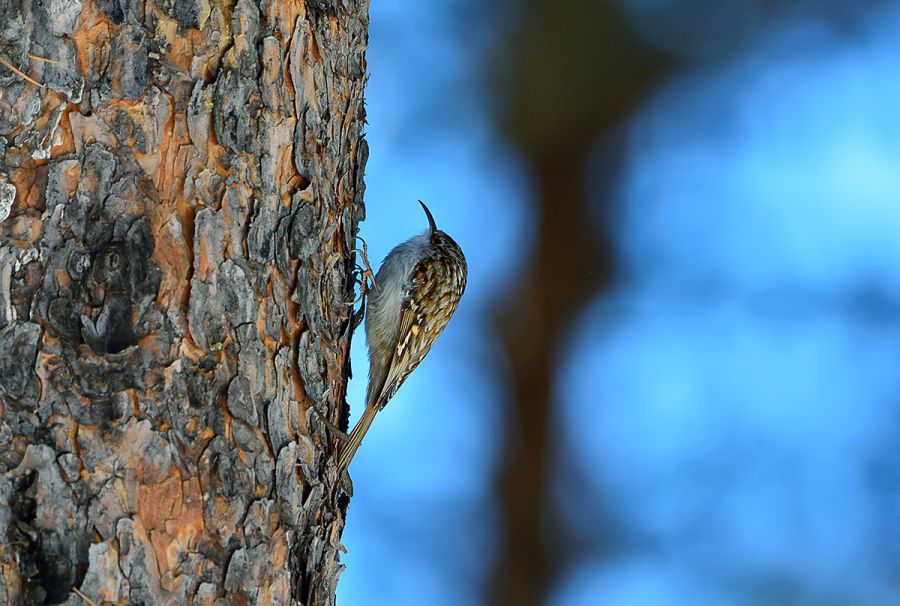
[375, 306, 419, 409]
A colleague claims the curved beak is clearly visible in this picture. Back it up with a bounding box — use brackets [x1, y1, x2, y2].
[418, 200, 437, 235]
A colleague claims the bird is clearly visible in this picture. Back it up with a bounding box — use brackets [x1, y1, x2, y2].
[338, 201, 467, 474]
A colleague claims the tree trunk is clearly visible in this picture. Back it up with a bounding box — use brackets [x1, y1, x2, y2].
[489, 2, 664, 604]
[0, 1, 368, 604]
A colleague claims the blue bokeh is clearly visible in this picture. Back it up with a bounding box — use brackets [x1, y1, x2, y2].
[339, 1, 900, 605]
[557, 4, 900, 605]
[337, 3, 528, 605]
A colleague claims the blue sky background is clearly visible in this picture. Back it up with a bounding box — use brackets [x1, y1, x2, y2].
[338, 1, 900, 604]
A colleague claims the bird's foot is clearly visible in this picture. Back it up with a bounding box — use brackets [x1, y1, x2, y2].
[351, 236, 378, 291]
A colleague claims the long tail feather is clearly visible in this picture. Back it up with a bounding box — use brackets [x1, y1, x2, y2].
[338, 406, 378, 472]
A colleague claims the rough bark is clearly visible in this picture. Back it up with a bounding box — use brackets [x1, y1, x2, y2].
[0, 0, 368, 604]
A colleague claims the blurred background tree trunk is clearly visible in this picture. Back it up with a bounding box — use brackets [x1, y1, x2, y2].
[490, 2, 665, 604]
[0, 1, 368, 604]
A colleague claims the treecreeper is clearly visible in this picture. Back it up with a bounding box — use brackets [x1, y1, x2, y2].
[339, 201, 468, 474]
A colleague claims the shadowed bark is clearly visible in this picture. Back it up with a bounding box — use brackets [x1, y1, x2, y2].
[0, 0, 368, 604]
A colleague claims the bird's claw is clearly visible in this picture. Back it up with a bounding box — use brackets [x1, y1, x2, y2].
[346, 236, 376, 328]
[351, 236, 377, 291]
